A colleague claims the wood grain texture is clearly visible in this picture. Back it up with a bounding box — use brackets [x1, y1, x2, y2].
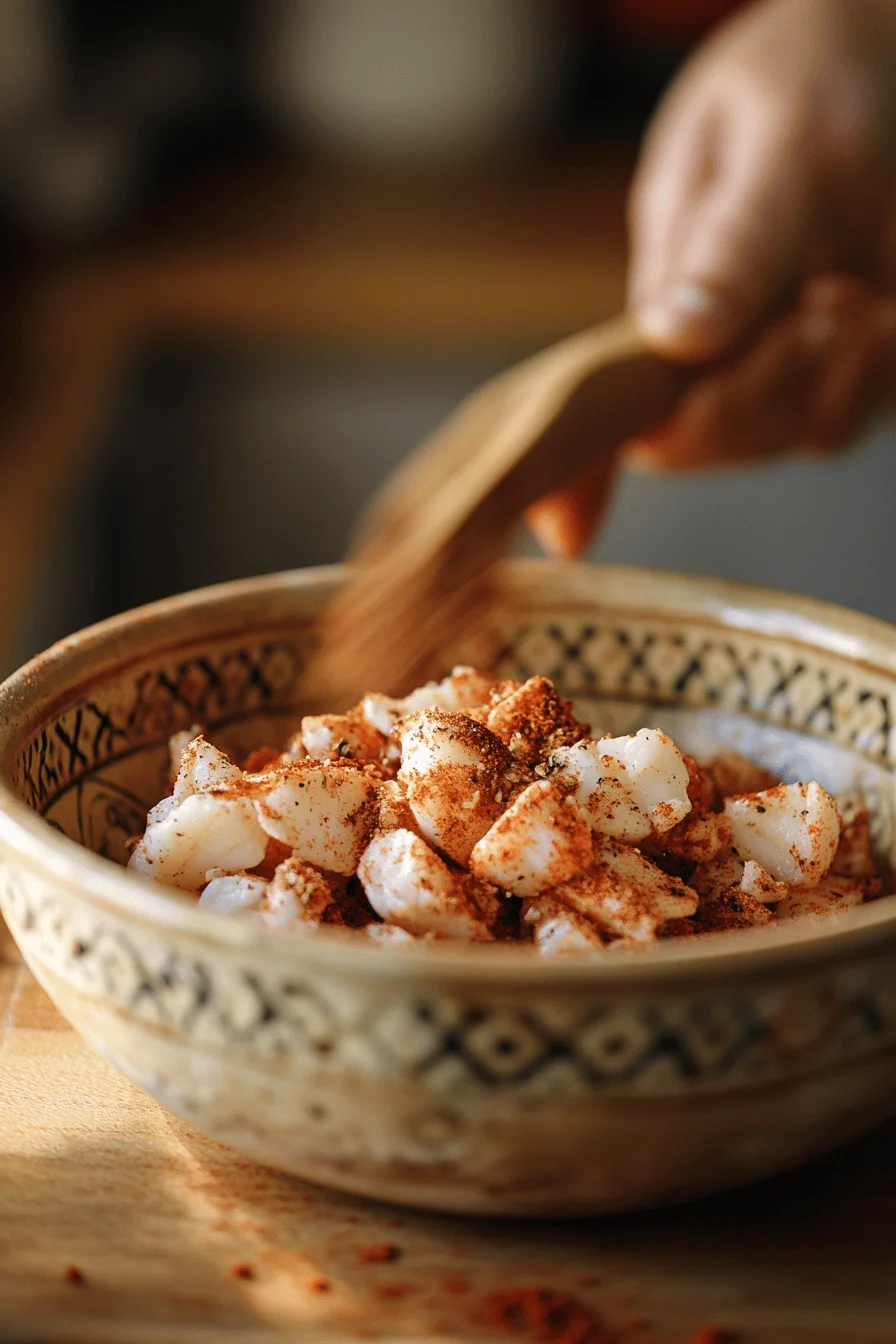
[2, 914, 896, 1343]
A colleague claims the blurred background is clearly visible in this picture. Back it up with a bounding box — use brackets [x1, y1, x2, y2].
[0, 0, 893, 674]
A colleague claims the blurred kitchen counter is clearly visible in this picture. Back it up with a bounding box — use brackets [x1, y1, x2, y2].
[65, 149, 632, 349]
[0, 151, 631, 671]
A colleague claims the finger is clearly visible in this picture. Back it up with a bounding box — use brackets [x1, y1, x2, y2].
[628, 93, 718, 327]
[803, 284, 896, 448]
[526, 451, 621, 558]
[869, 299, 896, 410]
[634, 101, 816, 362]
[628, 301, 831, 472]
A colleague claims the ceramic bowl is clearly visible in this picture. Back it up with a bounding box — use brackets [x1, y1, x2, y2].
[2, 561, 896, 1217]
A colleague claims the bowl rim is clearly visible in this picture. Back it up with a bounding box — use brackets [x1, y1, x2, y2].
[2, 558, 896, 987]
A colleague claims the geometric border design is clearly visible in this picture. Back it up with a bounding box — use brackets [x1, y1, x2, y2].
[15, 636, 308, 814]
[501, 619, 896, 765]
[4, 869, 896, 1101]
[14, 614, 896, 826]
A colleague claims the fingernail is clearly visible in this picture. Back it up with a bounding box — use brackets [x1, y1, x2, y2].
[527, 510, 573, 560]
[625, 439, 667, 474]
[638, 282, 726, 344]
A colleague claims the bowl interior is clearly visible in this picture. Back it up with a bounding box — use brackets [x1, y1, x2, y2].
[3, 561, 896, 941]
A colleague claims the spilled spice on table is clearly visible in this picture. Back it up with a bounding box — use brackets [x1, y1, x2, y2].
[357, 1241, 401, 1264]
[474, 1286, 611, 1344]
[374, 1282, 415, 1301]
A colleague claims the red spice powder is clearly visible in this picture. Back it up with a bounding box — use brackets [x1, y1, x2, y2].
[474, 1287, 609, 1344]
[62, 1265, 85, 1287]
[308, 1275, 331, 1293]
[685, 1328, 739, 1344]
[241, 746, 282, 774]
[356, 1242, 401, 1264]
[229, 1262, 254, 1280]
[373, 1282, 414, 1301]
[442, 1273, 471, 1295]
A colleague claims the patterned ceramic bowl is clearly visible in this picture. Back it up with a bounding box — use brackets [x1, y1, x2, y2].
[2, 562, 896, 1216]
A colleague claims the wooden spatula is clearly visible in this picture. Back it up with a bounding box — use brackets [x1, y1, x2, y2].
[307, 313, 689, 707]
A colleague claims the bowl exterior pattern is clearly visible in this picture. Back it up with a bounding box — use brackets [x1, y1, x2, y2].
[6, 849, 896, 1215]
[3, 567, 896, 1213]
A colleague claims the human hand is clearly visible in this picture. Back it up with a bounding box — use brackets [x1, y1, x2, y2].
[629, 0, 896, 357]
[528, 0, 896, 559]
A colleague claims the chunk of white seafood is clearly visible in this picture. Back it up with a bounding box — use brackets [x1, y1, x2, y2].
[689, 847, 745, 898]
[361, 665, 495, 736]
[469, 780, 592, 897]
[293, 710, 386, 764]
[524, 897, 606, 955]
[199, 871, 268, 914]
[172, 734, 242, 802]
[129, 793, 267, 892]
[376, 779, 422, 836]
[366, 922, 416, 947]
[724, 781, 839, 887]
[661, 809, 732, 865]
[832, 794, 877, 879]
[358, 828, 495, 939]
[397, 709, 516, 864]
[145, 795, 176, 827]
[739, 860, 789, 904]
[692, 888, 775, 932]
[168, 724, 203, 779]
[657, 755, 731, 864]
[550, 729, 691, 842]
[250, 762, 378, 875]
[691, 851, 788, 906]
[546, 839, 698, 942]
[776, 875, 865, 920]
[485, 675, 586, 765]
[261, 856, 343, 930]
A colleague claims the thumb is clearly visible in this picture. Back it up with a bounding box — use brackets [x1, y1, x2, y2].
[633, 101, 815, 362]
[526, 452, 621, 559]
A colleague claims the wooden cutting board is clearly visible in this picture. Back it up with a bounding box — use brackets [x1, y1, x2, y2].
[2, 914, 896, 1344]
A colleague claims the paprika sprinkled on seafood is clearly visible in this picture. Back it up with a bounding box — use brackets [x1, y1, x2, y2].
[127, 666, 886, 949]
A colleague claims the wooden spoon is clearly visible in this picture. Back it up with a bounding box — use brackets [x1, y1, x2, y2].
[307, 313, 689, 706]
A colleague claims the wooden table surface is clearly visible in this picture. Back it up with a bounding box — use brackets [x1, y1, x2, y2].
[3, 913, 896, 1344]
